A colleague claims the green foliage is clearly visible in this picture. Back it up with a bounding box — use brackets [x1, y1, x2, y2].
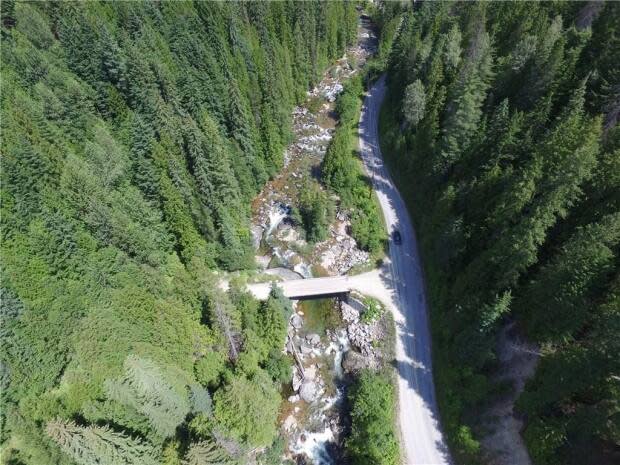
[438, 26, 494, 174]
[345, 370, 398, 465]
[104, 355, 190, 439]
[381, 2, 620, 463]
[46, 419, 159, 465]
[258, 436, 293, 465]
[183, 440, 237, 465]
[335, 75, 364, 125]
[195, 352, 227, 389]
[189, 383, 213, 416]
[298, 179, 334, 243]
[360, 297, 385, 324]
[264, 350, 292, 385]
[1, 2, 358, 462]
[403, 79, 426, 127]
[257, 290, 289, 356]
[213, 371, 281, 448]
[322, 128, 358, 196]
[521, 213, 620, 342]
[350, 197, 385, 255]
[454, 425, 480, 457]
[518, 277, 620, 465]
[321, 76, 386, 255]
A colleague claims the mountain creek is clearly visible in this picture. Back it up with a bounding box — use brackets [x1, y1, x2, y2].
[248, 13, 388, 465]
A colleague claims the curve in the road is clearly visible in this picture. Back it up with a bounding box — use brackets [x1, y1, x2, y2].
[245, 74, 453, 465]
[359, 75, 452, 465]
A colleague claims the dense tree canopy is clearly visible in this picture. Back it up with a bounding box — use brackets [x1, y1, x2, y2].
[0, 1, 357, 464]
[380, 2, 620, 464]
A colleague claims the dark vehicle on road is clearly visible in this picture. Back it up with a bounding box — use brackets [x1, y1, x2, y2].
[392, 230, 402, 245]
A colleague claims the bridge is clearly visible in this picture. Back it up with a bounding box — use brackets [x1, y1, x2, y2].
[246, 275, 354, 300]
[242, 269, 396, 302]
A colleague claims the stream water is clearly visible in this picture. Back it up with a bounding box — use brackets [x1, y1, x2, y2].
[285, 300, 351, 465]
[248, 12, 379, 465]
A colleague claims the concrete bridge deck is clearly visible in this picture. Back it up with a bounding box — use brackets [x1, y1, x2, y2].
[246, 275, 353, 300]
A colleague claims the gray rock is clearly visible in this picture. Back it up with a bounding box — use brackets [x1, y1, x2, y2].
[342, 350, 368, 374]
[283, 414, 297, 432]
[255, 255, 271, 270]
[306, 333, 321, 346]
[285, 339, 294, 355]
[299, 381, 318, 403]
[347, 322, 375, 356]
[250, 225, 264, 250]
[300, 343, 313, 355]
[340, 302, 360, 323]
[292, 368, 303, 392]
[304, 365, 317, 381]
[290, 314, 303, 329]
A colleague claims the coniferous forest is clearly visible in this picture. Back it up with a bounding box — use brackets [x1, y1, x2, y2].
[380, 2, 619, 465]
[0, 1, 357, 464]
[2, 1, 619, 465]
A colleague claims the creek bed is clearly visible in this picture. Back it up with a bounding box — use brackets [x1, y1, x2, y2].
[248, 12, 380, 465]
[284, 298, 352, 465]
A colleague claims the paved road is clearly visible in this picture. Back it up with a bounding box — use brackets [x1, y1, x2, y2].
[359, 75, 452, 465]
[246, 75, 452, 464]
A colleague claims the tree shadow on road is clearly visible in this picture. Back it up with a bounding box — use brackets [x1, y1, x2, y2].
[362, 78, 453, 464]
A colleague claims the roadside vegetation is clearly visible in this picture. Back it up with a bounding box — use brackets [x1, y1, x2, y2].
[321, 75, 386, 260]
[346, 369, 399, 465]
[327, 6, 404, 465]
[360, 296, 385, 324]
[379, 2, 619, 465]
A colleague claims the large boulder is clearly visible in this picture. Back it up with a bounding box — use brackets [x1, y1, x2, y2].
[283, 414, 297, 432]
[299, 380, 318, 403]
[250, 225, 264, 250]
[340, 302, 360, 323]
[306, 333, 321, 346]
[304, 365, 317, 381]
[290, 314, 303, 329]
[347, 322, 374, 356]
[342, 350, 368, 374]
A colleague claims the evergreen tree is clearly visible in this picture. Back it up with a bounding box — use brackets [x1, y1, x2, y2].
[257, 288, 289, 356]
[104, 355, 190, 439]
[346, 370, 398, 465]
[183, 440, 237, 465]
[213, 372, 280, 448]
[521, 212, 620, 342]
[321, 128, 356, 196]
[46, 419, 159, 465]
[204, 291, 242, 363]
[403, 79, 426, 127]
[438, 25, 493, 174]
[442, 24, 462, 75]
[1, 2, 358, 461]
[379, 3, 619, 462]
[189, 384, 213, 416]
[298, 179, 333, 243]
[462, 84, 601, 294]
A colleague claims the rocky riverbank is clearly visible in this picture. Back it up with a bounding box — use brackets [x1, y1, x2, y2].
[282, 294, 392, 464]
[248, 12, 382, 465]
[250, 15, 378, 281]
